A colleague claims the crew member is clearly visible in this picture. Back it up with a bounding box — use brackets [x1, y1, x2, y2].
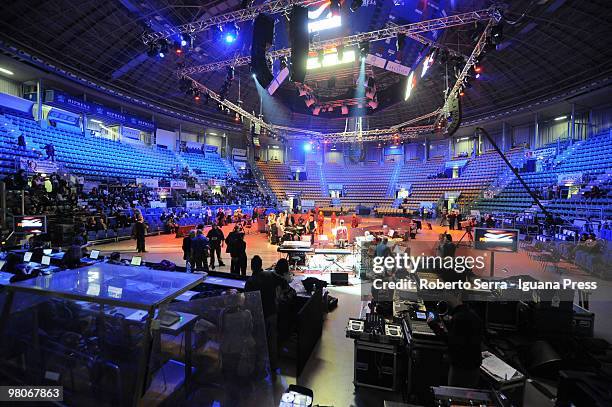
[182, 230, 195, 271]
[330, 212, 337, 230]
[133, 210, 147, 253]
[207, 223, 226, 269]
[427, 292, 483, 388]
[191, 229, 210, 272]
[229, 232, 247, 276]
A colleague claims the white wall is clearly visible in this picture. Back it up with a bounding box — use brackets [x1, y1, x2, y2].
[156, 128, 176, 150]
[0, 78, 20, 97]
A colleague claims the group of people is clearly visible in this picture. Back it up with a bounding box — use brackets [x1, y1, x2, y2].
[181, 223, 248, 275]
[267, 210, 356, 247]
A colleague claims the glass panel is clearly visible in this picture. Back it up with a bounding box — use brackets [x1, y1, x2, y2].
[143, 291, 274, 406]
[0, 291, 148, 406]
[9, 264, 203, 308]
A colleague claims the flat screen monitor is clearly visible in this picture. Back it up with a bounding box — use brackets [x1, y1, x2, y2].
[43, 249, 52, 255]
[14, 216, 47, 234]
[474, 228, 519, 252]
[130, 256, 142, 266]
[0, 260, 5, 270]
[89, 250, 100, 260]
[23, 252, 33, 262]
[41, 255, 51, 266]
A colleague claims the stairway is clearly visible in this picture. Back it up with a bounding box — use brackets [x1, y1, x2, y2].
[385, 160, 403, 198]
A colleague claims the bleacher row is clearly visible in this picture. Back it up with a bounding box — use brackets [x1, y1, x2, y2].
[0, 108, 236, 181]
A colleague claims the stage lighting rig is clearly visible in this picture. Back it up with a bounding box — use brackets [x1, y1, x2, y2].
[173, 41, 183, 55]
[227, 65, 235, 81]
[490, 24, 503, 45]
[350, 0, 363, 12]
[279, 56, 288, 70]
[223, 22, 240, 43]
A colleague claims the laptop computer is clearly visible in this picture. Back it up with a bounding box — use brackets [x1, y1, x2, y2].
[23, 252, 33, 262]
[41, 255, 51, 266]
[43, 249, 52, 255]
[89, 250, 100, 260]
[130, 256, 142, 266]
[0, 260, 5, 270]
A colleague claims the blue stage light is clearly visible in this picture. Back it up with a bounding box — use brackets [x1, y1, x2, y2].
[303, 143, 312, 152]
[225, 33, 236, 43]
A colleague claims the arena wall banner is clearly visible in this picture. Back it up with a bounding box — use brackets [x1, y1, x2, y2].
[557, 172, 583, 186]
[301, 200, 315, 208]
[136, 178, 159, 188]
[150, 201, 167, 208]
[19, 158, 59, 174]
[170, 180, 187, 189]
[186, 200, 202, 209]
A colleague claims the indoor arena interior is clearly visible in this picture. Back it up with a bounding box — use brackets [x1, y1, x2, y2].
[0, 0, 610, 406]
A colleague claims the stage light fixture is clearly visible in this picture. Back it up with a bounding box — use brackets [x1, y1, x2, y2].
[491, 24, 503, 45]
[158, 39, 169, 58]
[350, 0, 363, 12]
[147, 42, 157, 57]
[459, 89, 465, 97]
[279, 56, 288, 70]
[180, 34, 189, 47]
[193, 89, 201, 101]
[227, 66, 235, 81]
[223, 22, 240, 43]
[303, 142, 312, 151]
[330, 0, 341, 17]
[358, 41, 369, 60]
[396, 33, 406, 52]
[173, 41, 183, 55]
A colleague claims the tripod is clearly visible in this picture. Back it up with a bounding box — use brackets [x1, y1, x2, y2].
[456, 226, 474, 247]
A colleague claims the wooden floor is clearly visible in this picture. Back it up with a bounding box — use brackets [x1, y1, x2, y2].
[92, 217, 612, 407]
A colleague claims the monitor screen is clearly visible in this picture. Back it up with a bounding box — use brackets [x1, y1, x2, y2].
[474, 228, 520, 252]
[14, 216, 47, 234]
[90, 250, 100, 260]
[23, 252, 33, 262]
[415, 311, 427, 320]
[0, 260, 5, 270]
[41, 255, 51, 266]
[43, 249, 52, 255]
[130, 256, 142, 266]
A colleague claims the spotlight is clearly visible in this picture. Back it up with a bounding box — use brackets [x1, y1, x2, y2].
[396, 33, 406, 52]
[158, 39, 169, 58]
[474, 65, 482, 74]
[147, 42, 157, 57]
[350, 0, 363, 12]
[223, 22, 239, 43]
[173, 41, 182, 55]
[180, 34, 189, 47]
[193, 89, 201, 101]
[279, 56, 288, 70]
[490, 24, 503, 45]
[330, 0, 341, 17]
[475, 73, 481, 79]
[459, 89, 465, 97]
[303, 142, 312, 151]
[358, 41, 369, 60]
[251, 72, 257, 79]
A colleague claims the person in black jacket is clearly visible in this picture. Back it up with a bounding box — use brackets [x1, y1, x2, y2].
[244, 255, 288, 370]
[427, 292, 483, 388]
[229, 232, 247, 276]
[190, 229, 210, 272]
[207, 224, 226, 269]
[133, 210, 147, 253]
[182, 230, 195, 270]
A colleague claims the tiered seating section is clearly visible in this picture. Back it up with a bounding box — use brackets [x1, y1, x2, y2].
[257, 161, 327, 207]
[475, 134, 612, 218]
[0, 109, 237, 181]
[322, 162, 396, 208]
[401, 149, 525, 211]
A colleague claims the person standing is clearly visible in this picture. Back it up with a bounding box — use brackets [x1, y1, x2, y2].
[330, 212, 337, 230]
[229, 233, 247, 276]
[317, 211, 325, 235]
[244, 255, 288, 371]
[190, 229, 210, 272]
[335, 219, 349, 248]
[182, 230, 195, 272]
[351, 213, 359, 229]
[427, 292, 483, 388]
[207, 223, 226, 269]
[133, 210, 147, 253]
